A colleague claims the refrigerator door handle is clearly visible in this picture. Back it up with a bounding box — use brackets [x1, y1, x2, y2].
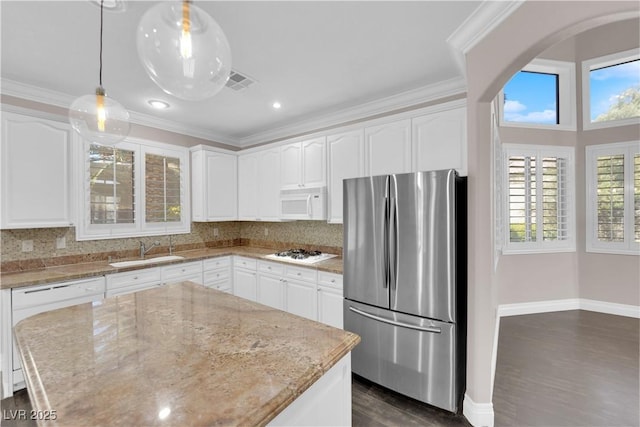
[389, 196, 399, 291]
[348, 306, 442, 334]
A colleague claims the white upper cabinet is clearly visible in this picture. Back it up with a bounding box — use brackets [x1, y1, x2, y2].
[412, 104, 467, 176]
[364, 119, 412, 176]
[257, 147, 281, 220]
[191, 146, 237, 222]
[327, 129, 365, 224]
[238, 147, 282, 221]
[237, 152, 259, 220]
[280, 137, 326, 189]
[1, 112, 73, 229]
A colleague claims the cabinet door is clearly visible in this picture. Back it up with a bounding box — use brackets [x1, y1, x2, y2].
[285, 279, 318, 321]
[1, 113, 72, 229]
[257, 274, 285, 310]
[302, 137, 326, 187]
[257, 147, 281, 220]
[412, 106, 467, 176]
[206, 151, 237, 220]
[280, 142, 302, 190]
[233, 268, 257, 301]
[364, 119, 411, 176]
[238, 153, 259, 220]
[318, 286, 344, 329]
[327, 129, 364, 223]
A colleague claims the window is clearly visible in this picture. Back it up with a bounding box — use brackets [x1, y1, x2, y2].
[586, 141, 640, 254]
[77, 137, 190, 240]
[499, 59, 576, 131]
[503, 144, 575, 254]
[582, 49, 640, 130]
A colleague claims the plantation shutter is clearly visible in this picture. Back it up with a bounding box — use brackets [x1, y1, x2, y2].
[145, 153, 181, 223]
[508, 156, 536, 242]
[595, 154, 625, 242]
[635, 154, 640, 243]
[542, 157, 568, 241]
[89, 144, 135, 224]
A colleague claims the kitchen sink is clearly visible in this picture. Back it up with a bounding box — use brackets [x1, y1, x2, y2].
[109, 255, 185, 268]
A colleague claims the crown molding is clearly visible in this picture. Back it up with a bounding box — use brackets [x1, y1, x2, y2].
[0, 78, 240, 146]
[1, 76, 465, 149]
[235, 76, 466, 147]
[447, 0, 525, 78]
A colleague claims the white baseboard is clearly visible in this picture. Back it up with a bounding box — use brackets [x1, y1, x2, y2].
[463, 394, 494, 427]
[579, 299, 640, 318]
[497, 298, 639, 318]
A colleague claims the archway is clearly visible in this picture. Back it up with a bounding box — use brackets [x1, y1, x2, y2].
[463, 2, 639, 426]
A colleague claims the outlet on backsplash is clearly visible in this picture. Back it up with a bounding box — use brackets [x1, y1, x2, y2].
[21, 240, 33, 252]
[213, 228, 219, 238]
[56, 236, 66, 249]
[264, 227, 269, 237]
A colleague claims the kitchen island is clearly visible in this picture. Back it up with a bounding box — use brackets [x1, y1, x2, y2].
[13, 281, 360, 426]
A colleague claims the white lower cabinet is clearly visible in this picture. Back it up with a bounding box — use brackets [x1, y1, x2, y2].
[105, 267, 162, 298]
[203, 256, 232, 293]
[317, 272, 344, 329]
[233, 256, 258, 301]
[162, 260, 203, 285]
[285, 279, 317, 321]
[1, 276, 105, 396]
[257, 261, 286, 310]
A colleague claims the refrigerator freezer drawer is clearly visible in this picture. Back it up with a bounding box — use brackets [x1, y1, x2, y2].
[344, 299, 463, 413]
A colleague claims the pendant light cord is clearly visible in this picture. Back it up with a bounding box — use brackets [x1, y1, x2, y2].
[99, 0, 104, 87]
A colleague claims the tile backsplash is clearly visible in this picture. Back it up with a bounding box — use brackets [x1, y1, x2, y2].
[0, 221, 343, 269]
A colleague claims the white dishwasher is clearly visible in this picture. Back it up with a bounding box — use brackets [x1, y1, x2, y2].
[11, 276, 105, 390]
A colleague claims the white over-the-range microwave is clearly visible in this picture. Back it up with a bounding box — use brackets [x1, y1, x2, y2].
[280, 187, 327, 220]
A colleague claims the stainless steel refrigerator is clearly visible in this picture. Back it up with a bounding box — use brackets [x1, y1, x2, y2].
[343, 169, 466, 413]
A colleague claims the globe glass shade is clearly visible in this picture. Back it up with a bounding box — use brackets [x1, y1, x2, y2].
[69, 92, 131, 146]
[136, 1, 232, 101]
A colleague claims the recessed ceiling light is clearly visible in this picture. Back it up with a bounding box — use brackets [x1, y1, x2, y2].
[89, 0, 126, 12]
[148, 100, 170, 110]
[272, 101, 282, 109]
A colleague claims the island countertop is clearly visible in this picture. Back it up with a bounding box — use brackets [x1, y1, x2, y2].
[13, 281, 360, 426]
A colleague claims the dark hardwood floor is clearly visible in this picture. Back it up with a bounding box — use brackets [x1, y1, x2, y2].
[2, 310, 638, 427]
[493, 310, 640, 427]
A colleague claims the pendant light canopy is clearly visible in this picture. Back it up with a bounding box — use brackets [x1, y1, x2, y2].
[69, 0, 130, 146]
[136, 0, 232, 101]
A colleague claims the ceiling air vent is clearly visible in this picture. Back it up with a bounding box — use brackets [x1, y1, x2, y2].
[225, 70, 257, 91]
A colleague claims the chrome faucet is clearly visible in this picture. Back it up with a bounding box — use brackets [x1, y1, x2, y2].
[140, 240, 160, 259]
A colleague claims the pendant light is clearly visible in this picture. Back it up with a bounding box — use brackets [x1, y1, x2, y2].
[136, 0, 232, 101]
[69, 0, 130, 146]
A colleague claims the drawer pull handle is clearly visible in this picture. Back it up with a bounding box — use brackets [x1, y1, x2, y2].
[24, 287, 52, 294]
[297, 272, 301, 276]
[331, 279, 335, 283]
[133, 276, 139, 280]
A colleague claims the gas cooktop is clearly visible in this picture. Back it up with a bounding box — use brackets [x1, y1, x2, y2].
[264, 249, 338, 265]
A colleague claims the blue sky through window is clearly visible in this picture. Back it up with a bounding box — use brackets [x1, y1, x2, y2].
[590, 59, 640, 121]
[503, 71, 558, 125]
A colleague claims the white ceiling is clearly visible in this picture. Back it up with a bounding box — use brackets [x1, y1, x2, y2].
[1, 1, 503, 147]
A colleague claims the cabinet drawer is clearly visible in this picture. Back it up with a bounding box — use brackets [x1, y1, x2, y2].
[206, 280, 232, 294]
[203, 256, 231, 271]
[105, 281, 161, 298]
[12, 276, 105, 310]
[204, 269, 230, 283]
[318, 271, 343, 290]
[106, 267, 161, 290]
[258, 260, 285, 276]
[162, 261, 203, 282]
[234, 256, 257, 270]
[285, 265, 317, 283]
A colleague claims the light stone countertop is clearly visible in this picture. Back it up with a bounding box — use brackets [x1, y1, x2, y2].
[14, 281, 360, 426]
[0, 246, 343, 290]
